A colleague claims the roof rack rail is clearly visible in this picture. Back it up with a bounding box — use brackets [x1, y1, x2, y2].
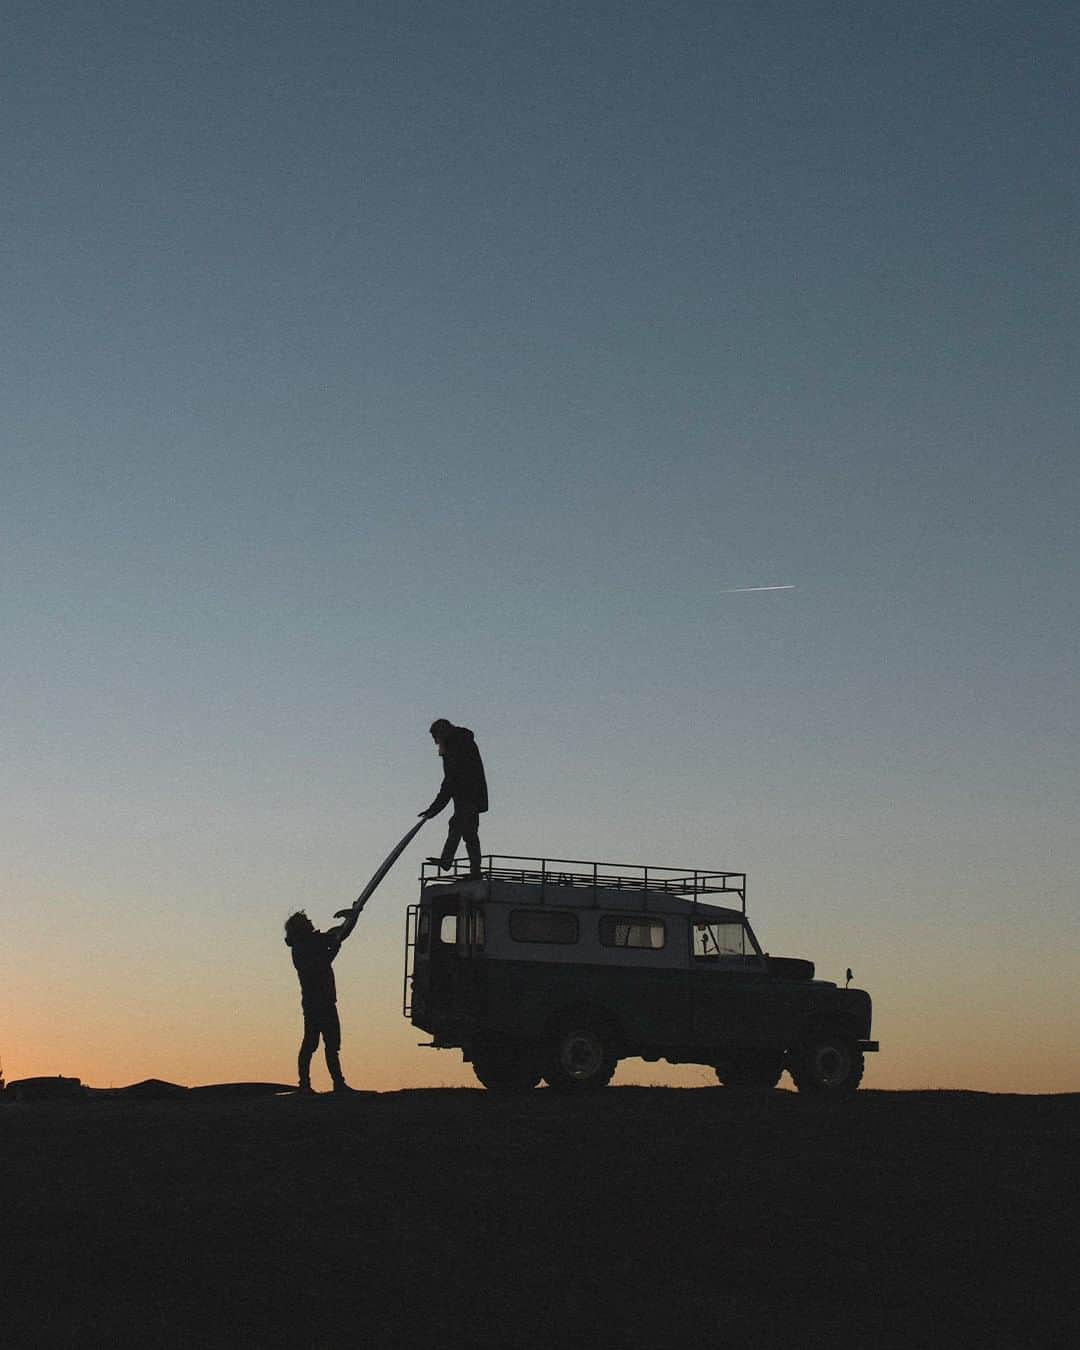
[420, 854, 746, 913]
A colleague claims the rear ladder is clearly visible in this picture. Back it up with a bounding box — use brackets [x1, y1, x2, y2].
[403, 903, 419, 1017]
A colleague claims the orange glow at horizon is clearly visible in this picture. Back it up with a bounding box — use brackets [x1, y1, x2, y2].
[5, 957, 1076, 1096]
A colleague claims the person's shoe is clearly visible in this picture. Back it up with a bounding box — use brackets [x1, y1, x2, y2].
[426, 856, 455, 872]
[297, 1083, 316, 1096]
[332, 1081, 356, 1094]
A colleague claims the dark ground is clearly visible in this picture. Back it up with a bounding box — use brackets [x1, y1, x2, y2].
[4, 1088, 1078, 1349]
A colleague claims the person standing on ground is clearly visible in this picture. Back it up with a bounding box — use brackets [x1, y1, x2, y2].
[283, 908, 359, 1094]
[420, 718, 489, 879]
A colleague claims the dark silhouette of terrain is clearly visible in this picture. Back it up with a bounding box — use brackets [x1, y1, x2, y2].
[3, 1089, 1076, 1348]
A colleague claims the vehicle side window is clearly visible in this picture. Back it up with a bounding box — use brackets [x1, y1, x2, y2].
[599, 916, 666, 950]
[693, 921, 750, 958]
[439, 914, 457, 944]
[509, 909, 579, 944]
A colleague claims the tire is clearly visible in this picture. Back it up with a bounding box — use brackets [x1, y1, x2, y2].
[543, 1020, 617, 1093]
[789, 1027, 864, 1098]
[714, 1051, 785, 1089]
[471, 1042, 541, 1094]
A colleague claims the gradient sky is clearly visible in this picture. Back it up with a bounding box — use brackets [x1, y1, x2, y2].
[3, 1, 1077, 1092]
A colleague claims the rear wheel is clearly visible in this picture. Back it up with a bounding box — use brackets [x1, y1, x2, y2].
[714, 1051, 784, 1089]
[789, 1028, 864, 1098]
[544, 1021, 617, 1092]
[471, 1040, 541, 1094]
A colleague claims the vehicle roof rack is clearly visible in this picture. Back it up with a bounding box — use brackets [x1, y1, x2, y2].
[420, 854, 746, 912]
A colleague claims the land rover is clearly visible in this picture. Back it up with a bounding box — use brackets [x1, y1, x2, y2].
[404, 855, 878, 1097]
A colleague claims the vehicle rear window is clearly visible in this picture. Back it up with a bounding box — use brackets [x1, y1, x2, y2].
[509, 909, 579, 944]
[437, 908, 485, 947]
[465, 908, 485, 948]
[599, 916, 666, 950]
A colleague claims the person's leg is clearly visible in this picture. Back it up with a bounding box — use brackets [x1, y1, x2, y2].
[439, 814, 464, 868]
[458, 806, 482, 878]
[322, 1006, 347, 1088]
[298, 1009, 320, 1089]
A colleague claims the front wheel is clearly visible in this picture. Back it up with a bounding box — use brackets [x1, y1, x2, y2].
[543, 1021, 617, 1092]
[789, 1028, 864, 1098]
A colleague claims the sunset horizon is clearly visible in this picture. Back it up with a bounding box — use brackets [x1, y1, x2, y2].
[4, 1, 1078, 1104]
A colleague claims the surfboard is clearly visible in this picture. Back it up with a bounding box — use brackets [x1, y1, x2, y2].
[347, 818, 428, 914]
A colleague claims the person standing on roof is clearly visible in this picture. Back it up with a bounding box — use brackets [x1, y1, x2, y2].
[284, 907, 359, 1094]
[420, 718, 488, 879]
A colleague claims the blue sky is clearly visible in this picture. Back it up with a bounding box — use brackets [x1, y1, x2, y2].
[3, 1, 1077, 1089]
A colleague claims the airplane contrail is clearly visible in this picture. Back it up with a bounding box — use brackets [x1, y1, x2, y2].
[717, 584, 796, 593]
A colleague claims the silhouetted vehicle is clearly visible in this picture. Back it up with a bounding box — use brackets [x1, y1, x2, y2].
[404, 856, 878, 1097]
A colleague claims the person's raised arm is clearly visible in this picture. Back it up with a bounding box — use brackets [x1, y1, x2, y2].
[330, 906, 360, 944]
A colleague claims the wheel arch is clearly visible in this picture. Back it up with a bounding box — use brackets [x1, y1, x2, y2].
[544, 1001, 625, 1051]
[789, 1008, 863, 1055]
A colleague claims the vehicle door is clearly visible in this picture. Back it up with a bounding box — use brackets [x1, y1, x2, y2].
[593, 912, 688, 1045]
[453, 898, 487, 1018]
[689, 917, 778, 1049]
[419, 894, 464, 1021]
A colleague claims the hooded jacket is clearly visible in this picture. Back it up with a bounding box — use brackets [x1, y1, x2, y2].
[286, 928, 341, 1008]
[426, 724, 489, 816]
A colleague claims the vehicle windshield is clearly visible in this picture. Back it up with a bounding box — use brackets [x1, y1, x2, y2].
[692, 919, 754, 958]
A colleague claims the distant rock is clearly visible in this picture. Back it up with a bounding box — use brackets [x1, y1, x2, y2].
[4, 1075, 84, 1102]
[189, 1082, 297, 1098]
[3, 1076, 299, 1103]
[114, 1078, 189, 1100]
